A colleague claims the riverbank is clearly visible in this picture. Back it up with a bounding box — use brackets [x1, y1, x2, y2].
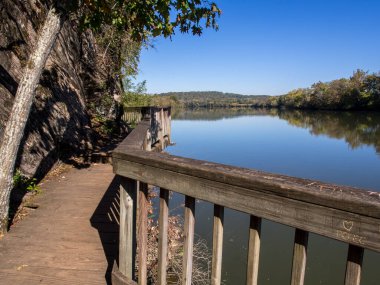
[153, 70, 379, 111]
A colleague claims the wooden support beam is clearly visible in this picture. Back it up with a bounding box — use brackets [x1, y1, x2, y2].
[138, 182, 148, 285]
[158, 188, 169, 285]
[119, 177, 137, 280]
[182, 196, 195, 285]
[211, 205, 224, 285]
[291, 229, 309, 285]
[246, 215, 261, 285]
[344, 244, 364, 285]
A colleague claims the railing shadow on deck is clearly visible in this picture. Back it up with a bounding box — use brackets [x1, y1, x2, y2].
[90, 175, 121, 284]
[88, 107, 171, 285]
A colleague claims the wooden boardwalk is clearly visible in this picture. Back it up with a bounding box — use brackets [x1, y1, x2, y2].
[0, 163, 119, 284]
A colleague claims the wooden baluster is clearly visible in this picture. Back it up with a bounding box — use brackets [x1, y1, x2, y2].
[290, 229, 309, 285]
[163, 109, 167, 138]
[158, 188, 169, 285]
[119, 177, 137, 280]
[138, 182, 148, 285]
[163, 109, 167, 147]
[160, 108, 164, 150]
[183, 196, 195, 285]
[167, 108, 172, 143]
[246, 215, 261, 285]
[344, 245, 364, 285]
[161, 108, 166, 138]
[211, 205, 224, 285]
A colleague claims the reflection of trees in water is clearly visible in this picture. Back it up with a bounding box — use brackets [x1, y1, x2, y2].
[172, 107, 278, 121]
[278, 110, 380, 155]
[173, 107, 380, 155]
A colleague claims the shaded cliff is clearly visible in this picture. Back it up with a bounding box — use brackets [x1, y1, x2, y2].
[0, 0, 106, 178]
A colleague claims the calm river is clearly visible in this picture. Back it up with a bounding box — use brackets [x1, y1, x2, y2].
[163, 108, 380, 285]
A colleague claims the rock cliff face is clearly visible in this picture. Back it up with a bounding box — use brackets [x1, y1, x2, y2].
[0, 1, 103, 177]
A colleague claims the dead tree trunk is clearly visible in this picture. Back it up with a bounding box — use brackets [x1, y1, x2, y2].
[0, 8, 63, 234]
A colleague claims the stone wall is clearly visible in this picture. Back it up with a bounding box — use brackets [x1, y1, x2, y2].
[0, 0, 102, 177]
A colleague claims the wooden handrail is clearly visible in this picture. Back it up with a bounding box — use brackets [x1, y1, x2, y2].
[114, 149, 380, 219]
[113, 107, 380, 285]
[113, 148, 380, 252]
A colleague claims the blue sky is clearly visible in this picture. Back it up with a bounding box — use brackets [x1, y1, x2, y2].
[135, 0, 380, 95]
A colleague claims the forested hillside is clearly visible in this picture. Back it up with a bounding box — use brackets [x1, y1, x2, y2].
[154, 70, 380, 111]
[156, 91, 270, 108]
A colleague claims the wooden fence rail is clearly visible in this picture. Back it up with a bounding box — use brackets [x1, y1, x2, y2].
[112, 107, 380, 285]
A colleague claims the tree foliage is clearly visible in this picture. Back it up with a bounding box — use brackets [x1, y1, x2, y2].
[67, 0, 221, 40]
[274, 70, 380, 110]
[122, 79, 152, 107]
[81, 0, 221, 115]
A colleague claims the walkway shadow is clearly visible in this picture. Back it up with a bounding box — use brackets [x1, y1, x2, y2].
[90, 175, 121, 284]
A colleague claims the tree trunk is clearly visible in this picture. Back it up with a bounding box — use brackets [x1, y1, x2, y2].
[115, 76, 125, 132]
[0, 8, 63, 234]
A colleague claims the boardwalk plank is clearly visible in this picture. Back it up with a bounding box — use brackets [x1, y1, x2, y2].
[0, 164, 118, 284]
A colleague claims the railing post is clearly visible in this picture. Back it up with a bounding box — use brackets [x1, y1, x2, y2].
[138, 182, 149, 285]
[246, 215, 261, 285]
[119, 176, 137, 280]
[344, 245, 364, 285]
[158, 188, 170, 284]
[183, 196, 196, 285]
[290, 229, 309, 285]
[159, 108, 165, 150]
[211, 205, 224, 285]
[166, 107, 172, 144]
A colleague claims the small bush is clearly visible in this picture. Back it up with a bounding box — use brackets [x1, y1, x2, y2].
[13, 169, 41, 194]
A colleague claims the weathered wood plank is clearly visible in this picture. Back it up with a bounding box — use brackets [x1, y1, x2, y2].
[138, 182, 148, 285]
[290, 229, 309, 285]
[119, 177, 137, 279]
[183, 196, 195, 285]
[344, 245, 364, 285]
[113, 158, 380, 253]
[0, 164, 121, 284]
[158, 188, 169, 285]
[114, 120, 151, 152]
[113, 149, 380, 219]
[246, 216, 261, 285]
[112, 261, 138, 285]
[211, 205, 224, 285]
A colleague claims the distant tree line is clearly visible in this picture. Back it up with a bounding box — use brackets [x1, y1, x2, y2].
[155, 91, 270, 108]
[270, 70, 380, 110]
[126, 70, 380, 111]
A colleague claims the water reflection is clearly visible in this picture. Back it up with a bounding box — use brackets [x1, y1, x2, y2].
[278, 110, 380, 155]
[172, 107, 278, 121]
[173, 108, 380, 155]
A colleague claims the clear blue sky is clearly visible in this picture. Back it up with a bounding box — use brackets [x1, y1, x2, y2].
[135, 0, 380, 95]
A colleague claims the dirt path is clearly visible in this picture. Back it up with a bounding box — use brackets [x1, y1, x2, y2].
[0, 163, 120, 284]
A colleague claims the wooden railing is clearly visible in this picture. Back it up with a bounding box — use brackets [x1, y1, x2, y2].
[112, 107, 380, 285]
[122, 106, 171, 151]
